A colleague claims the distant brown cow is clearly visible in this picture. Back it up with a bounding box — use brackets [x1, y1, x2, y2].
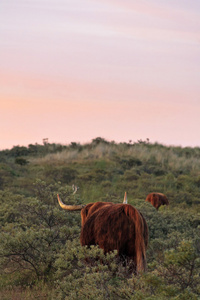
[57, 193, 148, 273]
[145, 192, 169, 210]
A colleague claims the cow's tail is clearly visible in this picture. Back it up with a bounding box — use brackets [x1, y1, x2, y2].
[124, 205, 147, 273]
[124, 207, 147, 273]
[134, 209, 147, 273]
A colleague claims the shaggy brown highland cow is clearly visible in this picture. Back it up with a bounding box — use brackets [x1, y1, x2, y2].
[145, 192, 169, 210]
[57, 193, 148, 273]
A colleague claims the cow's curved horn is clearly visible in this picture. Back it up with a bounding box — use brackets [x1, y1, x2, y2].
[123, 192, 128, 204]
[57, 194, 85, 211]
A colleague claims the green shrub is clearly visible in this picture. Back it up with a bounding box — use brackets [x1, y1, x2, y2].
[1, 140, 200, 298]
[15, 157, 29, 166]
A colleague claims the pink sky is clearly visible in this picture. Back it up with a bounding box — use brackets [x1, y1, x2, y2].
[1, 0, 200, 150]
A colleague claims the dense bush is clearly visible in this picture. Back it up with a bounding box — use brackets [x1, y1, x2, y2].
[0, 139, 200, 299]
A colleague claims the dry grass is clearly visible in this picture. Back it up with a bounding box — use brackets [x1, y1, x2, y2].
[0, 286, 54, 300]
[30, 142, 200, 175]
[30, 143, 118, 165]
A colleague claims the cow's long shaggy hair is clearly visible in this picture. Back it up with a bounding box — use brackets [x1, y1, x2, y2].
[145, 192, 169, 210]
[81, 202, 114, 227]
[80, 204, 148, 273]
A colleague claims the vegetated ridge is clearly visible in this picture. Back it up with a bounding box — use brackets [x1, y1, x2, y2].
[0, 137, 200, 299]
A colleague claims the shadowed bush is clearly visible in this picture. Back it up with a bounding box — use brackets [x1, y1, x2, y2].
[0, 139, 200, 298]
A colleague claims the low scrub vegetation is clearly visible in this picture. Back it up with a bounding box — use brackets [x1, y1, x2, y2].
[0, 138, 200, 299]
